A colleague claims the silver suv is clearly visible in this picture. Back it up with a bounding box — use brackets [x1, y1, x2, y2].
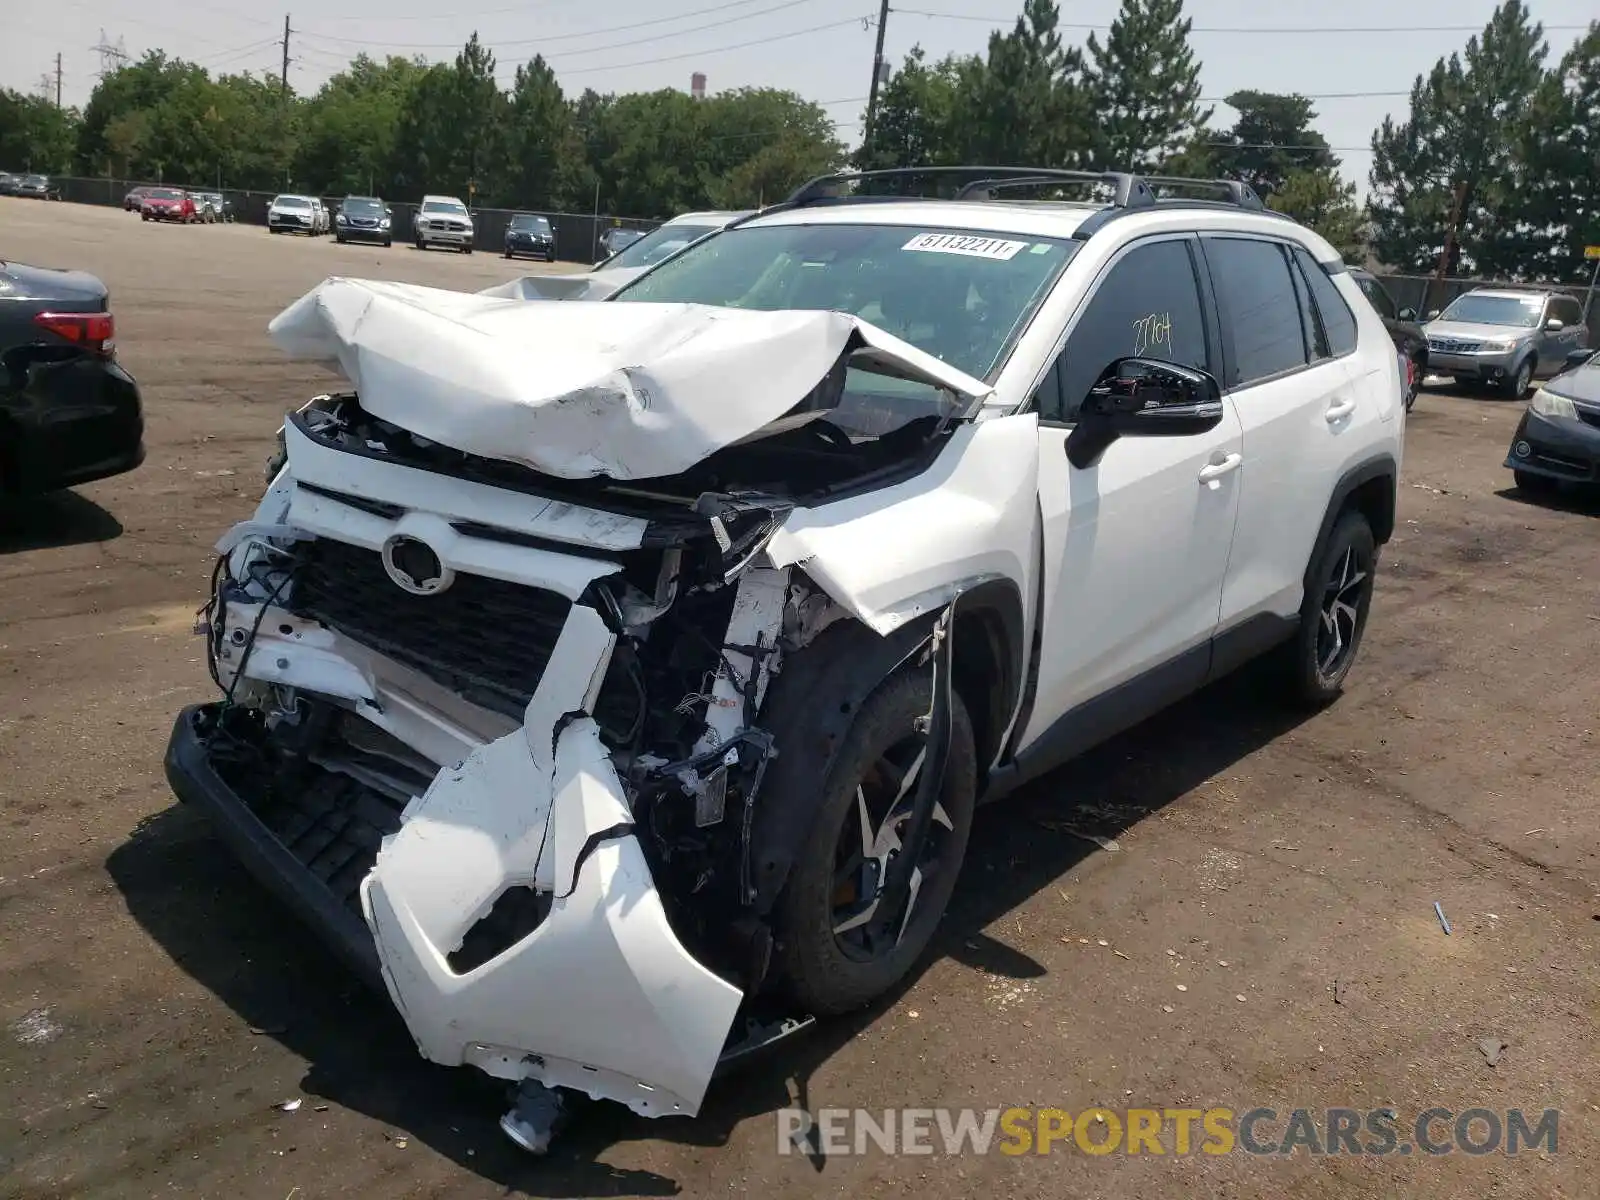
[1423, 287, 1590, 397]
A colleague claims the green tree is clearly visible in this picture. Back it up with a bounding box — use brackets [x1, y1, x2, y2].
[1213, 91, 1335, 199]
[1084, 0, 1211, 172]
[1270, 169, 1366, 260]
[584, 89, 708, 216]
[297, 54, 424, 195]
[1368, 1, 1548, 277]
[388, 34, 508, 203]
[853, 46, 972, 171]
[0, 89, 78, 173]
[500, 55, 585, 210]
[699, 88, 842, 207]
[951, 0, 1093, 170]
[1516, 22, 1600, 282]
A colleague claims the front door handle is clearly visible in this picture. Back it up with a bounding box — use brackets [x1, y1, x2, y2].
[1326, 397, 1357, 422]
[1198, 453, 1243, 487]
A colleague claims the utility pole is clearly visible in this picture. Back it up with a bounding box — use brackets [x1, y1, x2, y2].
[280, 14, 291, 98]
[55, 53, 62, 108]
[861, 0, 891, 156]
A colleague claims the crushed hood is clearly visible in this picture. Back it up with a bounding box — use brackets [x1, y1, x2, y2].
[475, 273, 633, 303]
[268, 277, 991, 481]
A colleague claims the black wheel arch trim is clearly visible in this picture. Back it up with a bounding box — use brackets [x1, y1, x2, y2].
[748, 576, 1025, 916]
[1305, 455, 1398, 597]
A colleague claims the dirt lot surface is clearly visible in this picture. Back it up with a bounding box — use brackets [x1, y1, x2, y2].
[1, 198, 1597, 1199]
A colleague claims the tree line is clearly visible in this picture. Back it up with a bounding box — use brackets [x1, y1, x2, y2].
[0, 0, 1594, 282]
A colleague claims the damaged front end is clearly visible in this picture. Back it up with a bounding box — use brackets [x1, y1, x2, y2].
[165, 283, 1018, 1130]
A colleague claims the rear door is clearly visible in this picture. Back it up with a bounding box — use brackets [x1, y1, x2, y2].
[1021, 234, 1243, 749]
[1542, 296, 1587, 372]
[1201, 236, 1360, 630]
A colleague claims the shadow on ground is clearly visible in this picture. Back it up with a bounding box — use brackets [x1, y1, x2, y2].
[1493, 483, 1600, 517]
[107, 671, 1309, 1196]
[0, 491, 123, 554]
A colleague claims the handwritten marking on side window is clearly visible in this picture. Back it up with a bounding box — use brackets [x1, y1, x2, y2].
[1132, 312, 1173, 357]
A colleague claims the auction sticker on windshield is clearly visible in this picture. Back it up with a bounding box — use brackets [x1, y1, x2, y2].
[903, 232, 1028, 260]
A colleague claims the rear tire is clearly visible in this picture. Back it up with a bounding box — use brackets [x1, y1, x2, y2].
[1404, 352, 1424, 410]
[1277, 510, 1377, 708]
[770, 668, 977, 1015]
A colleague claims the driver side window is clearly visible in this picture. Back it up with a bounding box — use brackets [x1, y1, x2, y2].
[1034, 238, 1210, 424]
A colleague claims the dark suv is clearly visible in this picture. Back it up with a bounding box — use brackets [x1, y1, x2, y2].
[504, 213, 557, 261]
[1350, 268, 1427, 410]
[333, 196, 393, 247]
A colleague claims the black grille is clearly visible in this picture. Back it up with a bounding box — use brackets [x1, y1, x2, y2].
[245, 766, 403, 917]
[293, 538, 570, 719]
[1578, 407, 1600, 431]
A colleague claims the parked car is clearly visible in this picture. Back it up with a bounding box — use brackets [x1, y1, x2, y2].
[165, 165, 1402, 1150]
[595, 225, 644, 260]
[413, 194, 474, 252]
[268, 194, 320, 234]
[15, 174, 62, 200]
[141, 188, 199, 223]
[196, 192, 233, 223]
[589, 210, 752, 290]
[503, 213, 556, 261]
[1349, 268, 1428, 410]
[124, 185, 153, 211]
[1422, 286, 1589, 397]
[1505, 347, 1600, 496]
[333, 195, 392, 246]
[0, 260, 144, 495]
[0, 172, 20, 195]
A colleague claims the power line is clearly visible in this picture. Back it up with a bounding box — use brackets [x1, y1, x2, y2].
[299, 0, 808, 50]
[498, 15, 868, 76]
[892, 8, 1593, 34]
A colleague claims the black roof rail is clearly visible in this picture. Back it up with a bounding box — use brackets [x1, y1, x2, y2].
[1140, 175, 1265, 210]
[950, 170, 1154, 207]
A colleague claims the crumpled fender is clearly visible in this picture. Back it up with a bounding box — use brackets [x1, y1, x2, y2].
[764, 413, 1040, 637]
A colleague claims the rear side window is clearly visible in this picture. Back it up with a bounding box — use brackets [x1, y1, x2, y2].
[1356, 274, 1398, 320]
[1034, 238, 1209, 423]
[1551, 296, 1583, 326]
[1294, 248, 1358, 357]
[1205, 238, 1308, 387]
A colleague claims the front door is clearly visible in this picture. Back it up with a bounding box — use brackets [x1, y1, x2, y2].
[1020, 235, 1243, 752]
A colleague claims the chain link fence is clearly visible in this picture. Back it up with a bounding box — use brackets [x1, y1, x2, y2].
[48, 176, 661, 264]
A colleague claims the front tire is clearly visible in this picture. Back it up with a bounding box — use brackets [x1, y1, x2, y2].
[1278, 511, 1377, 708]
[770, 668, 977, 1015]
[1505, 358, 1534, 398]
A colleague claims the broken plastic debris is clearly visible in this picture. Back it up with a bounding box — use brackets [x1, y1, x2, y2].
[1175, 984, 1188, 992]
[1162, 1005, 1174, 1014]
[1434, 902, 1452, 935]
[274, 1099, 302, 1112]
[1478, 1038, 1507, 1068]
[1235, 994, 1247, 1003]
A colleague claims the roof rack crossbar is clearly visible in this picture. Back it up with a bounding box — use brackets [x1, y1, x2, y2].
[1140, 175, 1266, 210]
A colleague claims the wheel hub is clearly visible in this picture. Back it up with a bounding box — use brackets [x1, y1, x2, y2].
[1316, 546, 1368, 681]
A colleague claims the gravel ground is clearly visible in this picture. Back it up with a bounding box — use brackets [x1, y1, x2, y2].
[1, 197, 1596, 1200]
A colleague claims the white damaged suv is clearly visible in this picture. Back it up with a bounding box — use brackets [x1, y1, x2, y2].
[165, 167, 1403, 1142]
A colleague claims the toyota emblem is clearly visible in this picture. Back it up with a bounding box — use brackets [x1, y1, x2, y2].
[381, 534, 453, 595]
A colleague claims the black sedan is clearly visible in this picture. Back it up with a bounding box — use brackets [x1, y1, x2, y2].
[1350, 268, 1428, 409]
[0, 260, 144, 495]
[1505, 348, 1600, 496]
[504, 213, 557, 261]
[333, 195, 392, 246]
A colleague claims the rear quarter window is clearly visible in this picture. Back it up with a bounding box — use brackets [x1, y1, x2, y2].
[1294, 248, 1358, 357]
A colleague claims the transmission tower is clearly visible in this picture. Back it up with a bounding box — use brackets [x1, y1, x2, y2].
[92, 30, 129, 81]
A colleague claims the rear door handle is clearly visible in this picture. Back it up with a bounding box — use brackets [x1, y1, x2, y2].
[1326, 397, 1357, 422]
[1198, 453, 1243, 486]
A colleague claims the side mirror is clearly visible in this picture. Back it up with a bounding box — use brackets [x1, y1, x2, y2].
[1565, 348, 1596, 370]
[1545, 318, 1565, 332]
[1398, 307, 1417, 321]
[1066, 358, 1225, 469]
[1427, 309, 1441, 320]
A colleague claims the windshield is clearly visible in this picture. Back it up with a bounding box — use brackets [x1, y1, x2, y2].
[149, 188, 182, 200]
[510, 215, 551, 232]
[614, 222, 1076, 433]
[275, 196, 310, 209]
[423, 201, 468, 216]
[343, 198, 383, 216]
[605, 223, 722, 270]
[24, 176, 46, 185]
[1438, 293, 1543, 328]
